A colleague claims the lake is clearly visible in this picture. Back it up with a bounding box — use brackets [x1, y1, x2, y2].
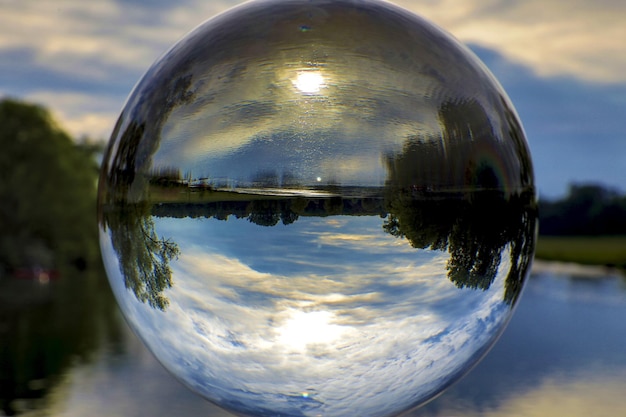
[1, 261, 625, 417]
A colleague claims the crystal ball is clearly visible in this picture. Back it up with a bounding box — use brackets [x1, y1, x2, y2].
[97, 1, 536, 416]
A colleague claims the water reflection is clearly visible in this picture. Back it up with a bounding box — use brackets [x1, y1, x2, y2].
[415, 369, 626, 417]
[0, 267, 120, 415]
[7, 267, 626, 417]
[412, 268, 626, 417]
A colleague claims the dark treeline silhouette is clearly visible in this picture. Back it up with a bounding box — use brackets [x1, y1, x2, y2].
[97, 70, 196, 311]
[98, 72, 195, 207]
[381, 95, 535, 304]
[140, 186, 536, 307]
[539, 183, 626, 235]
[384, 98, 533, 193]
[383, 187, 536, 304]
[151, 195, 387, 225]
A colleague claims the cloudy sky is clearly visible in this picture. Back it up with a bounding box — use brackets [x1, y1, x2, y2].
[2, 0, 624, 198]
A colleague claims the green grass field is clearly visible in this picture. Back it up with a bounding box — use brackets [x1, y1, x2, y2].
[535, 235, 626, 268]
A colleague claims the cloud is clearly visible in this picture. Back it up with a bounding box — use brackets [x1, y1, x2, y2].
[4, 0, 623, 87]
[24, 90, 122, 140]
[2, 0, 623, 196]
[156, 242, 505, 416]
[469, 45, 626, 197]
[0, 0, 240, 138]
[394, 0, 626, 84]
[0, 1, 240, 77]
[3, 0, 623, 140]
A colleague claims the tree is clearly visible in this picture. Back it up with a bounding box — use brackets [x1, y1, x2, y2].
[539, 183, 626, 235]
[102, 200, 179, 311]
[0, 98, 101, 272]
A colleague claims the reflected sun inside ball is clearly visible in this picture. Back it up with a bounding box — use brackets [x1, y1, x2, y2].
[97, 1, 536, 417]
[293, 71, 327, 94]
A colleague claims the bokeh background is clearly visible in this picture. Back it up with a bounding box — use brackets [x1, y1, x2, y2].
[2, 0, 625, 198]
[1, 1, 626, 416]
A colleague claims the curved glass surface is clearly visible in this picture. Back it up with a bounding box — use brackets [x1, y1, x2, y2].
[98, 1, 536, 416]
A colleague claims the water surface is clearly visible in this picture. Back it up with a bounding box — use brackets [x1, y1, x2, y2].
[2, 262, 625, 416]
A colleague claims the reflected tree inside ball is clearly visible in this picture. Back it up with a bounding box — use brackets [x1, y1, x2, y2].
[97, 1, 536, 416]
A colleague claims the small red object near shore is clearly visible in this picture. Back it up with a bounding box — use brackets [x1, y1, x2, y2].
[12, 267, 60, 283]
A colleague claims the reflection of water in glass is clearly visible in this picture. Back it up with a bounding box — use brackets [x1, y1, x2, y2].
[97, 0, 536, 416]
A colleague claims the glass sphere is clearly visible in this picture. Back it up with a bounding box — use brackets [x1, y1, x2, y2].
[98, 1, 536, 416]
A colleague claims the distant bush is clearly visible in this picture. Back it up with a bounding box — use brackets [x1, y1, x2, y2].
[539, 183, 626, 235]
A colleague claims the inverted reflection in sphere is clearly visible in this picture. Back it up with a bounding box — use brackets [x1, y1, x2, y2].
[97, 1, 536, 416]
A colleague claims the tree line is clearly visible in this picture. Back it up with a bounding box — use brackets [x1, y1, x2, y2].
[539, 184, 626, 235]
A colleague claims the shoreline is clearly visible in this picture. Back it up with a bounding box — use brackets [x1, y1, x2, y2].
[531, 258, 625, 278]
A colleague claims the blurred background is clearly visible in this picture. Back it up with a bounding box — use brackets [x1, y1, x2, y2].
[1, 1, 625, 416]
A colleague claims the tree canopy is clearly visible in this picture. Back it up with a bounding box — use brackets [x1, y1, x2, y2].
[539, 183, 626, 235]
[0, 98, 101, 273]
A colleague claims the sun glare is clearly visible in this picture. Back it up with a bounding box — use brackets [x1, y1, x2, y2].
[293, 71, 326, 94]
[276, 310, 344, 351]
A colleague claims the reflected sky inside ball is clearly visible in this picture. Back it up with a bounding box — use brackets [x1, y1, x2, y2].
[101, 213, 518, 417]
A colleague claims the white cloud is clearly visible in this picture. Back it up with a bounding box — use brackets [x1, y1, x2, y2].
[1, 0, 623, 141]
[0, 1, 239, 77]
[394, 0, 626, 83]
[0, 0, 241, 138]
[24, 90, 121, 140]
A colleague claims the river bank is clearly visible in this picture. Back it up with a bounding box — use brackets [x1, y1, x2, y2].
[531, 259, 625, 279]
[535, 235, 626, 269]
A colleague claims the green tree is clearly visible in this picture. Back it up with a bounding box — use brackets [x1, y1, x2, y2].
[539, 183, 626, 235]
[382, 186, 536, 304]
[97, 117, 181, 309]
[382, 94, 538, 304]
[102, 200, 179, 311]
[0, 98, 101, 273]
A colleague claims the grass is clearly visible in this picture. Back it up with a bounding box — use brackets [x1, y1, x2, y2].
[535, 235, 626, 268]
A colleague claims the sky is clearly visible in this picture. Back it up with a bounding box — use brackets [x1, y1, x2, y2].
[1, 0, 625, 198]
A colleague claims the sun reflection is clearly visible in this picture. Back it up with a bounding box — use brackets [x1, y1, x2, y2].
[293, 71, 326, 94]
[276, 310, 345, 351]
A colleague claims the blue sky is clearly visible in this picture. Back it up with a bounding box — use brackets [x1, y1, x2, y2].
[1, 0, 624, 198]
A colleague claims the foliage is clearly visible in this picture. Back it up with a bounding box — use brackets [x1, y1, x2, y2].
[97, 116, 180, 310]
[103, 201, 179, 310]
[0, 98, 102, 272]
[383, 188, 536, 304]
[539, 183, 626, 235]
